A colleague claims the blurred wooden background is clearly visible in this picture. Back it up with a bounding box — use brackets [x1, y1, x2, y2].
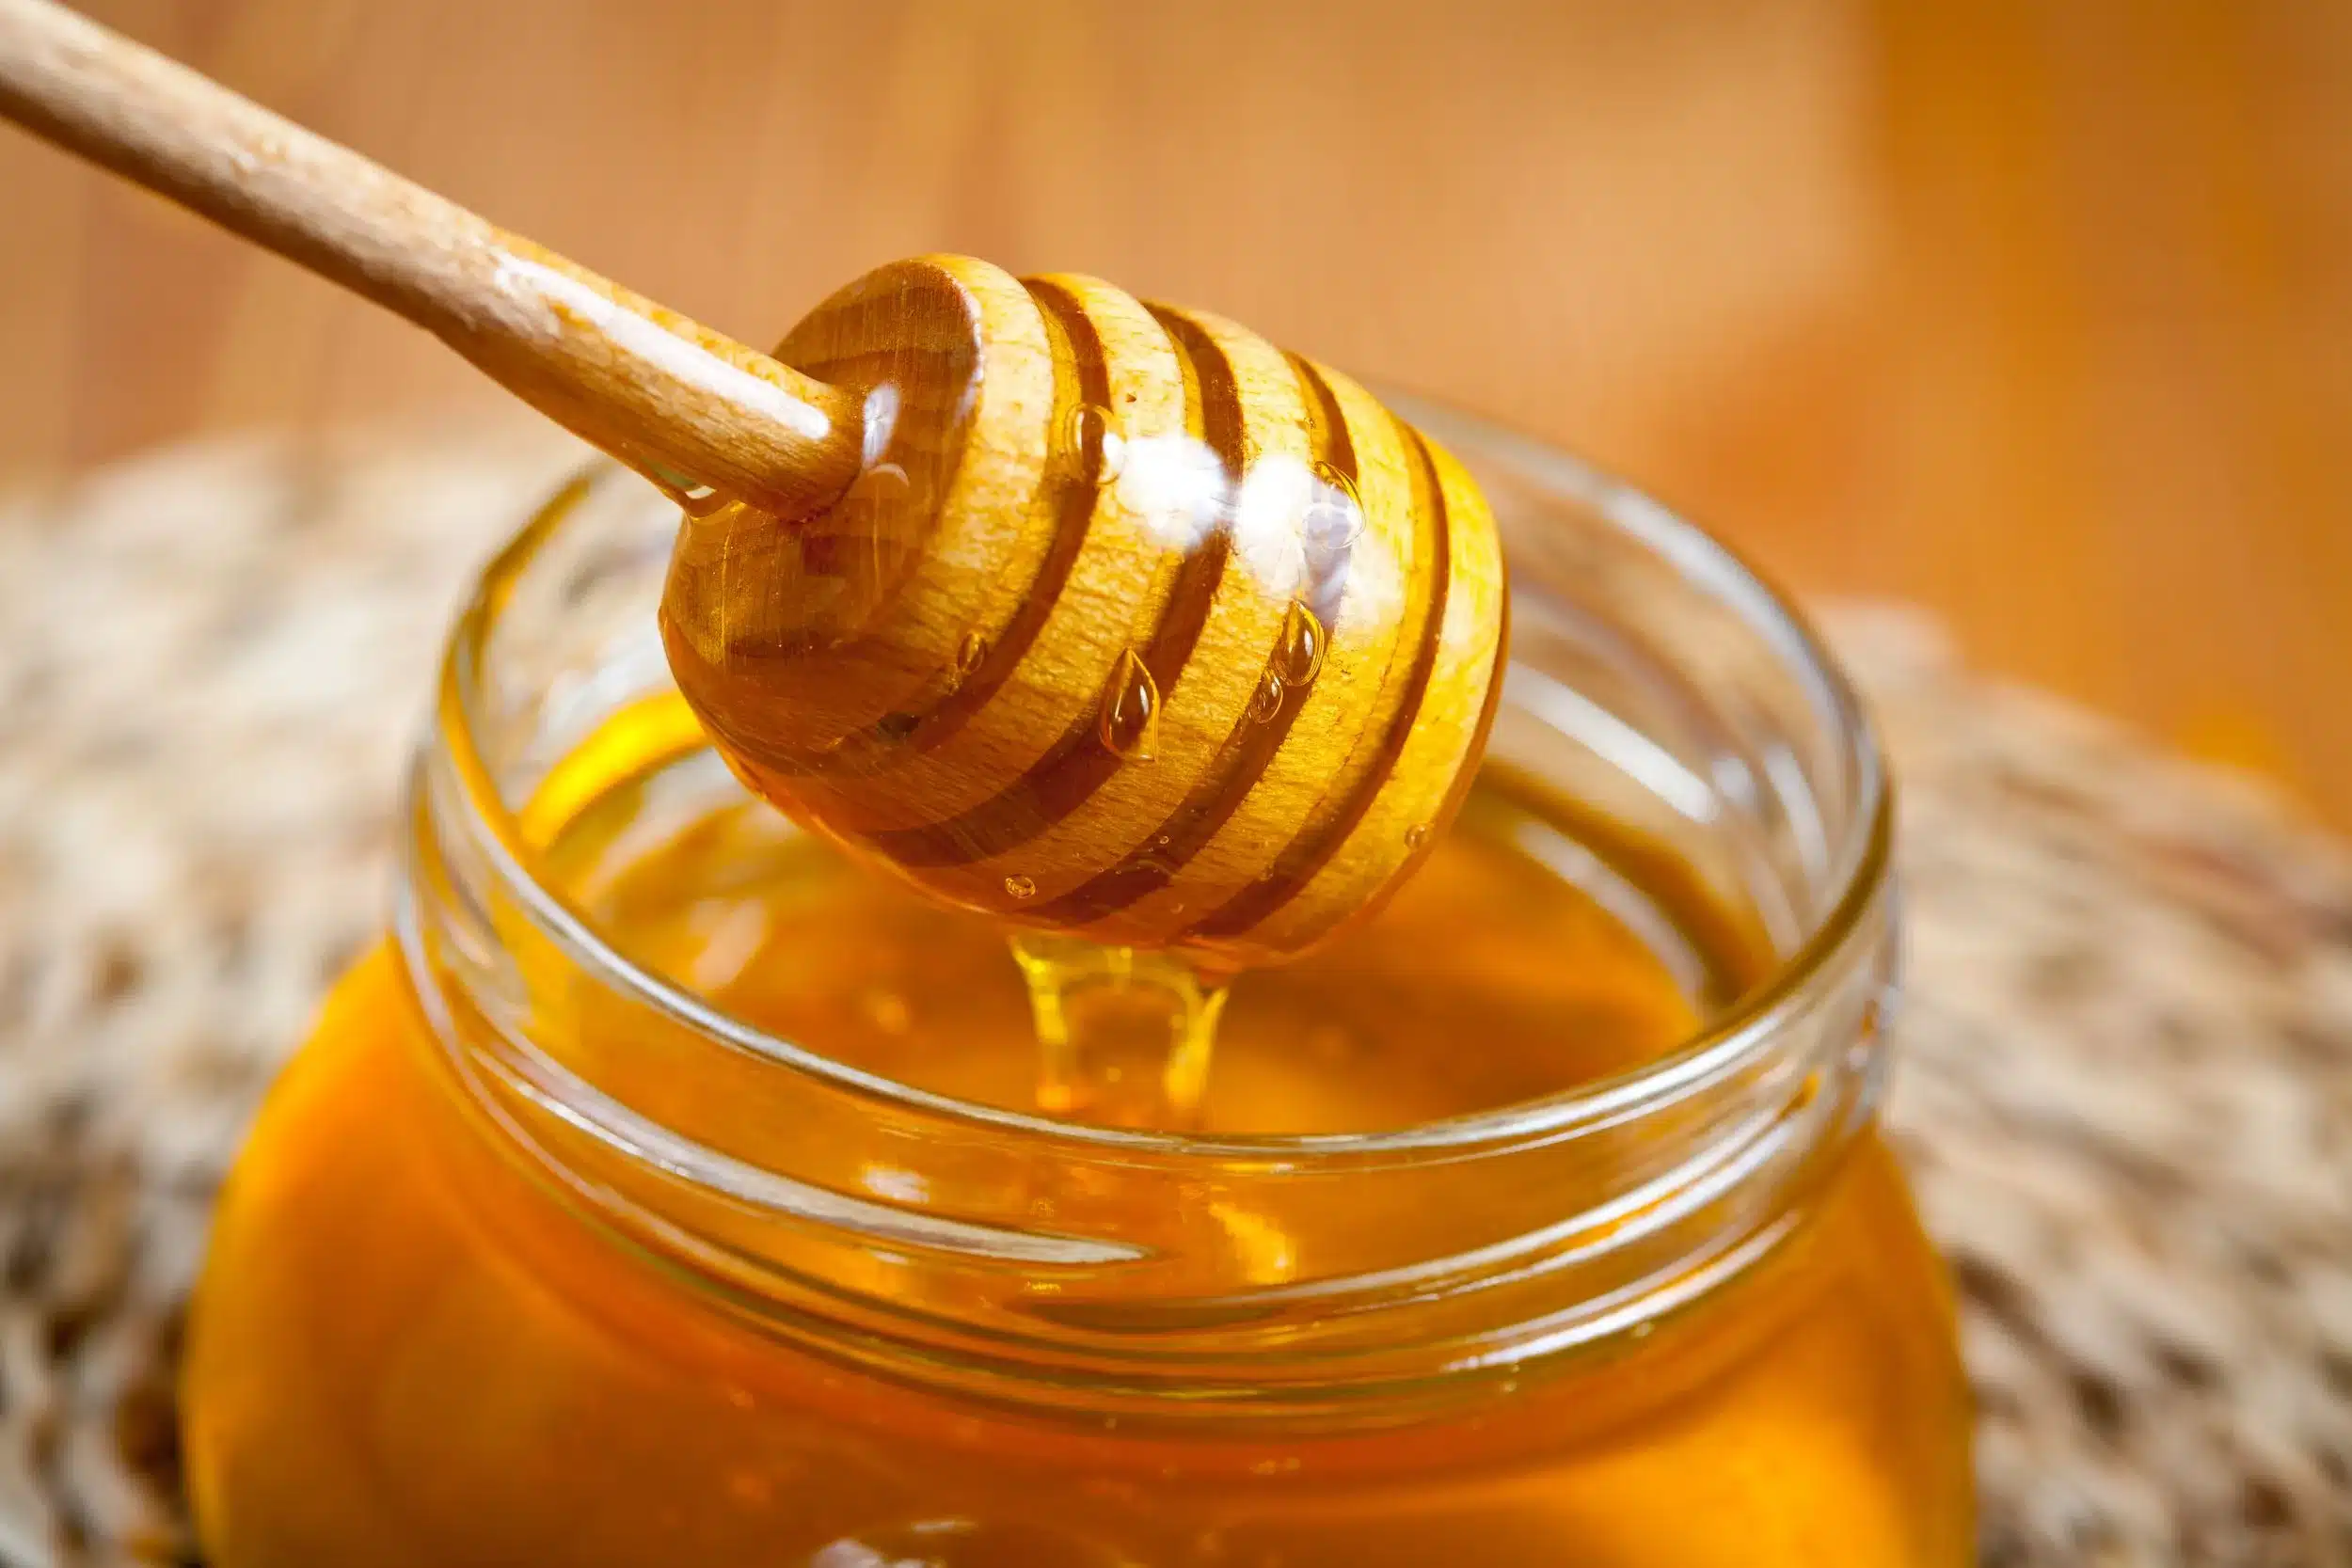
[3, 0, 2347, 819]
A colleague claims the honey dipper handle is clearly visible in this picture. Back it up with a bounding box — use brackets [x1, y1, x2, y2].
[0, 0, 863, 516]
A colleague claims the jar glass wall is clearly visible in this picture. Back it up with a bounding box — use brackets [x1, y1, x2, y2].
[181, 402, 1972, 1567]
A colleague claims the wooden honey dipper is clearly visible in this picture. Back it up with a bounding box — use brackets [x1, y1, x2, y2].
[0, 0, 1507, 972]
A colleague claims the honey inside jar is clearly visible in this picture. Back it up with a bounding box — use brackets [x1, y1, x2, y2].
[182, 446, 1974, 1567]
[539, 695, 1753, 1138]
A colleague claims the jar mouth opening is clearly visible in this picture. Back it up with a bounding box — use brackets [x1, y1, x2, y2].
[427, 398, 1890, 1169]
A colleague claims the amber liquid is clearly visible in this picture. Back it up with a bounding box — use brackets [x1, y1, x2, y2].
[183, 701, 1973, 1566]
[540, 706, 1751, 1138]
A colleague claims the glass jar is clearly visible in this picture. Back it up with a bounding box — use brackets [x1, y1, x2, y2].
[181, 399, 1971, 1567]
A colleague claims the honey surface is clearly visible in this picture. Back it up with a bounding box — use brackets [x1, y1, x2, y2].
[535, 702, 1755, 1135]
[183, 712, 1972, 1566]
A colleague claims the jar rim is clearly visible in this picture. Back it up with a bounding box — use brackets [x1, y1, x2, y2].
[426, 392, 1891, 1169]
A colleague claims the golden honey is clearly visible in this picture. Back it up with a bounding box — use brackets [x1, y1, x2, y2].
[182, 432, 1973, 1565]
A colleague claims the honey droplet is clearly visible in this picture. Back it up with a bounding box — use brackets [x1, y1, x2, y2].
[1273, 599, 1327, 686]
[1099, 649, 1161, 761]
[1248, 673, 1285, 723]
[1302, 462, 1365, 553]
[955, 629, 990, 676]
[1010, 933, 1230, 1131]
[1063, 404, 1127, 485]
[1005, 874, 1039, 900]
[1405, 823, 1431, 849]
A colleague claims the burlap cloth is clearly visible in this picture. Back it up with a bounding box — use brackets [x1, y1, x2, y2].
[0, 425, 2345, 1567]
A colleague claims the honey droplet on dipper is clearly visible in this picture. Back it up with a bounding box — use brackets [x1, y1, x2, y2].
[1063, 404, 1126, 486]
[1273, 599, 1327, 687]
[1099, 649, 1161, 762]
[1303, 462, 1364, 553]
[1248, 673, 1285, 724]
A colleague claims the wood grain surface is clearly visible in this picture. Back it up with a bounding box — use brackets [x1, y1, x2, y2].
[2, 0, 2346, 821]
[667, 256, 1506, 967]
